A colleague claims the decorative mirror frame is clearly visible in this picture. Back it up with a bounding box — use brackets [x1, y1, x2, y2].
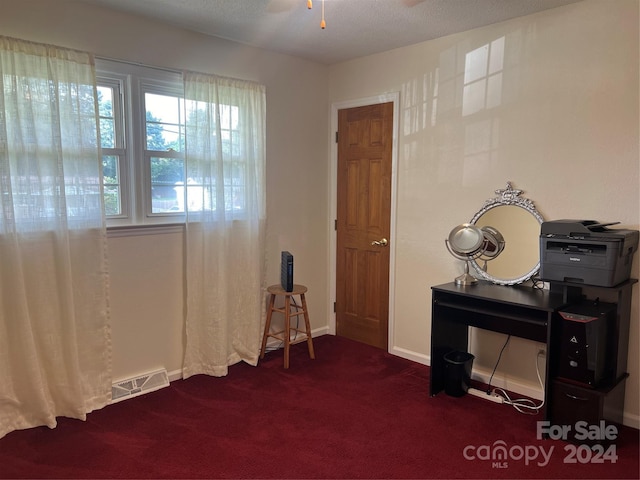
[469, 182, 544, 285]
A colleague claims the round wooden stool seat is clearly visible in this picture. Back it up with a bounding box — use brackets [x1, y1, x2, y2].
[260, 284, 315, 368]
[267, 284, 307, 296]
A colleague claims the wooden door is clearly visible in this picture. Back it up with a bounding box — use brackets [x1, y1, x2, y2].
[336, 102, 393, 349]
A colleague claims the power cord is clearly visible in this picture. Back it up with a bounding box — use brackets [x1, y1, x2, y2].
[486, 335, 545, 414]
[531, 277, 545, 290]
[486, 335, 510, 391]
[491, 349, 546, 415]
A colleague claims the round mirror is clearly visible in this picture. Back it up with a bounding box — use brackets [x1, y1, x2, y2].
[469, 183, 544, 285]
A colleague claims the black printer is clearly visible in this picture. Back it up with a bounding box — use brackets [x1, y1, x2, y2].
[540, 220, 639, 287]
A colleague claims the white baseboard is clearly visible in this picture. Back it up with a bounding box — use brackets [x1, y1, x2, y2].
[167, 368, 183, 382]
[390, 345, 429, 365]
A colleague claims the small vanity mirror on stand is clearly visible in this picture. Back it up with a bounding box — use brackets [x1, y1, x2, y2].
[445, 223, 505, 286]
[469, 182, 544, 285]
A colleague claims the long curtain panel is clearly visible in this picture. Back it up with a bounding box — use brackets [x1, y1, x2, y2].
[182, 72, 266, 378]
[0, 37, 111, 439]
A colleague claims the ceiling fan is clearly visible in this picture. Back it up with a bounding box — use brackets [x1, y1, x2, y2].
[265, 0, 424, 25]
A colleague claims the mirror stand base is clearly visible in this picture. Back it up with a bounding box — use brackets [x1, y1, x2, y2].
[455, 272, 478, 286]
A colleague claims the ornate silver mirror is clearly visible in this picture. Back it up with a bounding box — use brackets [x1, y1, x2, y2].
[469, 182, 544, 285]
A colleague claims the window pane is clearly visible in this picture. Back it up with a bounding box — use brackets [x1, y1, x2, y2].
[227, 185, 244, 212]
[99, 118, 115, 148]
[102, 155, 121, 216]
[150, 156, 184, 213]
[221, 105, 240, 158]
[183, 180, 214, 213]
[103, 186, 120, 216]
[97, 85, 116, 148]
[97, 85, 113, 117]
[145, 93, 184, 152]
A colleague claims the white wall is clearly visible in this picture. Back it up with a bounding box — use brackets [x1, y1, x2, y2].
[328, 0, 639, 426]
[1, 0, 331, 379]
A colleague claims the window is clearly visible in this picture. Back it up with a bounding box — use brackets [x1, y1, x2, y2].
[96, 59, 185, 225]
[96, 59, 261, 226]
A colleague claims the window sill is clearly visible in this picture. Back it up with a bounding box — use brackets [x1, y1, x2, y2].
[107, 223, 184, 238]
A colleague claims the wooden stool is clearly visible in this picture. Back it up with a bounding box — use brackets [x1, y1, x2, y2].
[260, 284, 315, 368]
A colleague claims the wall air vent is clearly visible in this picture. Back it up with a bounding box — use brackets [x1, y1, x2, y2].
[111, 368, 169, 403]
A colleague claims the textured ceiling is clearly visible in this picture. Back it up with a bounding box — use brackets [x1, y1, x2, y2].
[79, 0, 583, 64]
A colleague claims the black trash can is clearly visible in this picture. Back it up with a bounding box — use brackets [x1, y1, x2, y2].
[443, 351, 475, 397]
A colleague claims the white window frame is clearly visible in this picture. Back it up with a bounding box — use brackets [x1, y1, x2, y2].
[97, 74, 129, 220]
[96, 58, 185, 227]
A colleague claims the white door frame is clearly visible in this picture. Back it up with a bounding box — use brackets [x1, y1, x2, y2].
[328, 92, 400, 352]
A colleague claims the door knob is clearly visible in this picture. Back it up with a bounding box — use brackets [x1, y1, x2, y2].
[371, 238, 388, 247]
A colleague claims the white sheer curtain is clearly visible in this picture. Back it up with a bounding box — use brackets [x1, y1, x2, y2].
[0, 37, 111, 439]
[182, 72, 266, 378]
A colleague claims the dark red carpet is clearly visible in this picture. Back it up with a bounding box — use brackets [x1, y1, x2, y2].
[0, 335, 637, 479]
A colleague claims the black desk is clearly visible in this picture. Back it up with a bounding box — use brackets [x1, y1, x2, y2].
[430, 281, 566, 418]
[430, 279, 636, 429]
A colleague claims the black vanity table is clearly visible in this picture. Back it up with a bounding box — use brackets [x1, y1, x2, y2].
[430, 279, 636, 429]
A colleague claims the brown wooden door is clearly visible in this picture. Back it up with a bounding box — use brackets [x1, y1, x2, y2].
[336, 102, 393, 349]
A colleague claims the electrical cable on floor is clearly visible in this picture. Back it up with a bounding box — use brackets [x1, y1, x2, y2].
[493, 350, 545, 415]
[486, 335, 545, 414]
